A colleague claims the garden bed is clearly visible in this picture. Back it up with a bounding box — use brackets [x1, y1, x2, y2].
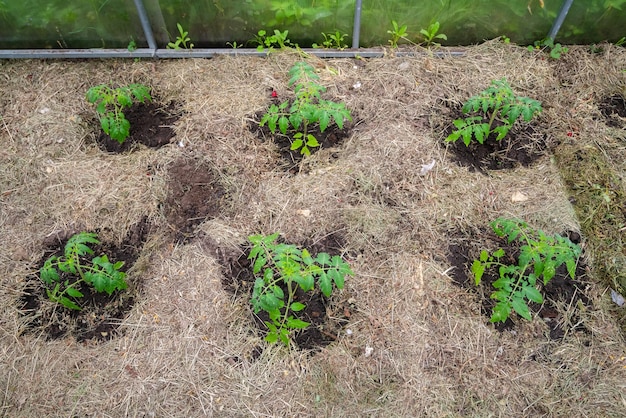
[1, 41, 625, 416]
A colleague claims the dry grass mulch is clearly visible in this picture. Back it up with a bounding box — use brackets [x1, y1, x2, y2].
[1, 42, 626, 416]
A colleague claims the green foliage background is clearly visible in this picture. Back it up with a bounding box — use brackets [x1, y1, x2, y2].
[0, 0, 624, 49]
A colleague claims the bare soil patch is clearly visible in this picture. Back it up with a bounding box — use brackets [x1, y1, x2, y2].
[433, 101, 552, 171]
[164, 157, 225, 242]
[249, 107, 354, 173]
[217, 232, 351, 351]
[598, 93, 626, 128]
[447, 227, 591, 340]
[94, 100, 180, 152]
[20, 218, 151, 342]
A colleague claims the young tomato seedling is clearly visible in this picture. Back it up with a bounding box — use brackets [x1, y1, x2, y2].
[446, 78, 542, 146]
[260, 61, 352, 156]
[472, 218, 581, 323]
[247, 233, 353, 346]
[86, 83, 152, 143]
[39, 232, 128, 311]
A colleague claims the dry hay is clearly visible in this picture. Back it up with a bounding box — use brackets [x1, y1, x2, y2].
[1, 42, 626, 417]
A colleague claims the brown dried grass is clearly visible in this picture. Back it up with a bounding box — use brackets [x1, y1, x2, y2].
[1, 42, 625, 417]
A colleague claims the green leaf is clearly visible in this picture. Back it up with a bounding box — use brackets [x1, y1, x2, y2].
[471, 260, 485, 285]
[524, 286, 543, 304]
[492, 276, 510, 290]
[315, 253, 331, 266]
[290, 302, 306, 312]
[290, 139, 303, 151]
[319, 271, 332, 297]
[319, 111, 330, 132]
[286, 317, 310, 329]
[265, 327, 279, 344]
[60, 297, 82, 311]
[272, 285, 284, 300]
[542, 262, 556, 285]
[279, 328, 290, 346]
[117, 92, 132, 107]
[565, 258, 577, 279]
[329, 269, 345, 290]
[278, 116, 289, 134]
[301, 249, 313, 265]
[445, 130, 461, 143]
[493, 248, 505, 259]
[490, 301, 511, 323]
[260, 293, 281, 312]
[40, 262, 60, 285]
[267, 115, 277, 133]
[306, 134, 319, 148]
[66, 232, 99, 256]
[65, 287, 84, 298]
[511, 298, 532, 320]
[107, 115, 131, 143]
[253, 255, 266, 274]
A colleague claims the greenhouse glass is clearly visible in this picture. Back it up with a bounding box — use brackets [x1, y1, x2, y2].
[0, 0, 624, 52]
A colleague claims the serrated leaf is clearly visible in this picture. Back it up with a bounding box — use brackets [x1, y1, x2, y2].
[492, 276, 510, 290]
[272, 285, 284, 300]
[542, 262, 556, 284]
[319, 271, 332, 297]
[524, 286, 543, 304]
[301, 248, 313, 265]
[471, 260, 485, 285]
[490, 301, 511, 323]
[290, 139, 303, 151]
[65, 287, 84, 298]
[315, 253, 330, 266]
[493, 248, 505, 258]
[265, 331, 279, 344]
[253, 255, 266, 274]
[260, 293, 281, 312]
[117, 92, 132, 107]
[286, 317, 310, 329]
[565, 258, 577, 279]
[60, 297, 82, 311]
[319, 111, 330, 132]
[40, 263, 60, 284]
[278, 116, 289, 134]
[290, 302, 306, 312]
[306, 134, 319, 147]
[445, 130, 461, 143]
[267, 116, 277, 133]
[279, 328, 290, 346]
[512, 298, 532, 320]
[329, 269, 345, 289]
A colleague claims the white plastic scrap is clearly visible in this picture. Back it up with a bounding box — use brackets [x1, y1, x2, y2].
[611, 289, 625, 307]
[352, 81, 362, 89]
[419, 159, 436, 176]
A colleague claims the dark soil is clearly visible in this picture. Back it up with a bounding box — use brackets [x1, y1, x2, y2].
[214, 232, 351, 352]
[95, 101, 181, 153]
[164, 157, 225, 242]
[446, 227, 591, 340]
[438, 105, 550, 172]
[248, 104, 353, 173]
[20, 218, 152, 342]
[598, 94, 626, 128]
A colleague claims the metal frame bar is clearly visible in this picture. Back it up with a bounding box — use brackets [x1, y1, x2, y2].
[0, 0, 569, 60]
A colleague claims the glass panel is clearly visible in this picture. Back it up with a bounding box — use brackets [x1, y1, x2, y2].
[359, 0, 626, 47]
[0, 0, 147, 49]
[360, 0, 556, 46]
[559, 1, 626, 44]
[0, 0, 624, 50]
[157, 0, 356, 48]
